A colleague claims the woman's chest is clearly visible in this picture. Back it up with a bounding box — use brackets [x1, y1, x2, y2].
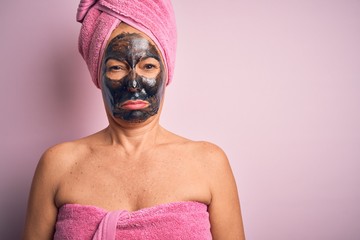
[55, 152, 211, 211]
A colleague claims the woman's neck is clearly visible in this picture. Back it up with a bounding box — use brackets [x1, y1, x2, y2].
[104, 116, 164, 155]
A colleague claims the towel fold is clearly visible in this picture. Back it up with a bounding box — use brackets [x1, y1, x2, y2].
[77, 0, 177, 88]
[54, 201, 212, 239]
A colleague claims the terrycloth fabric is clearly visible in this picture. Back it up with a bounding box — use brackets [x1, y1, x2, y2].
[54, 201, 212, 240]
[77, 0, 177, 88]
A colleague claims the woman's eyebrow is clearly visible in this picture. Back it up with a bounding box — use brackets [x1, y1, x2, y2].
[105, 57, 128, 64]
[141, 55, 160, 61]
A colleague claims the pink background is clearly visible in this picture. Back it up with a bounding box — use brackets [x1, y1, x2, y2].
[1, 1, 359, 239]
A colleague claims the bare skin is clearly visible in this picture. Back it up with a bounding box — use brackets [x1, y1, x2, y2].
[23, 24, 245, 240]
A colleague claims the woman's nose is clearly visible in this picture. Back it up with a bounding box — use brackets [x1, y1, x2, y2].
[127, 70, 140, 92]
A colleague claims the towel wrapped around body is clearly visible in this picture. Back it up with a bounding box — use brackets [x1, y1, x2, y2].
[54, 201, 212, 240]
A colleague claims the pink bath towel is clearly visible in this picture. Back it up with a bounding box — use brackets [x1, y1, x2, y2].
[54, 201, 212, 239]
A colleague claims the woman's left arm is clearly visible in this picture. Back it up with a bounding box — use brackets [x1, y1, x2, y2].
[205, 143, 246, 239]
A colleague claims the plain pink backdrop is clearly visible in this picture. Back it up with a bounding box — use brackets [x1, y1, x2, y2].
[1, 1, 359, 239]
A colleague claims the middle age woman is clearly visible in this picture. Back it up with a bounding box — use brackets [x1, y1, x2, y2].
[23, 0, 245, 239]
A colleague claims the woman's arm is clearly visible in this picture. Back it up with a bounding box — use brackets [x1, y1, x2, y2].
[23, 148, 62, 240]
[205, 143, 246, 239]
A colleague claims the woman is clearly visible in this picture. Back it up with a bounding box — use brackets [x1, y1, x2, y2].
[23, 0, 245, 239]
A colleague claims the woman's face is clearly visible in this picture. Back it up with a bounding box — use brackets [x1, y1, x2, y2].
[100, 24, 166, 123]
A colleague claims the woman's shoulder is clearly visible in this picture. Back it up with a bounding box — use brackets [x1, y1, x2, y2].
[36, 143, 77, 179]
[42, 138, 89, 160]
[41, 130, 105, 161]
[182, 140, 226, 158]
[38, 133, 101, 175]
[162, 130, 228, 165]
[164, 131, 223, 153]
[188, 141, 229, 169]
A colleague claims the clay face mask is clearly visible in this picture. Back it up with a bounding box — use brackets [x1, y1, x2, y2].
[101, 32, 166, 123]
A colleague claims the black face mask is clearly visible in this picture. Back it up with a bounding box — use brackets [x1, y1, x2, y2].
[100, 33, 166, 123]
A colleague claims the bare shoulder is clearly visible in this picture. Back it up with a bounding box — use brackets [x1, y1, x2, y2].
[191, 141, 227, 160]
[41, 141, 78, 164]
[161, 129, 229, 170]
[191, 141, 234, 187]
[34, 133, 102, 195]
[38, 131, 102, 171]
[23, 139, 92, 239]
[174, 140, 245, 239]
[38, 140, 87, 175]
[180, 140, 230, 171]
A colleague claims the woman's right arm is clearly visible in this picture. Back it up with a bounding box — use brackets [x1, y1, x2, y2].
[23, 147, 62, 240]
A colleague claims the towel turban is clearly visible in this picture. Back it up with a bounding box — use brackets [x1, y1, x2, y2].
[76, 0, 177, 88]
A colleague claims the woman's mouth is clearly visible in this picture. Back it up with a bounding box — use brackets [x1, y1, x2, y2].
[120, 100, 150, 110]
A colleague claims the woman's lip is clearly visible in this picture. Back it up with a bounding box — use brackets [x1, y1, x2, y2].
[120, 100, 149, 110]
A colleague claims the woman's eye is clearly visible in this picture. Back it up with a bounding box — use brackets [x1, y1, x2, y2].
[144, 64, 155, 70]
[108, 65, 122, 71]
[136, 58, 160, 77]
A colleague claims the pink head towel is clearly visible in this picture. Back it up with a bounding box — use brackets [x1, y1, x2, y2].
[76, 0, 177, 88]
